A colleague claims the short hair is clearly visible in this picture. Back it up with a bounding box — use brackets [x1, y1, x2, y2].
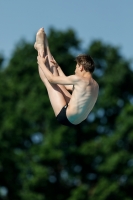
[75, 54, 95, 73]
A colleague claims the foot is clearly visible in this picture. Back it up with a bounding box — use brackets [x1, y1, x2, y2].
[34, 27, 46, 57]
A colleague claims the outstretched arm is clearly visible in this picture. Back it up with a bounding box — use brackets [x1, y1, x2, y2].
[37, 55, 79, 86]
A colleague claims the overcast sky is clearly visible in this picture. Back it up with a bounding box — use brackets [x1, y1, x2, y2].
[0, 0, 133, 62]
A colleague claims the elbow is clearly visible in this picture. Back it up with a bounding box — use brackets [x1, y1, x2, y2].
[48, 76, 55, 83]
[49, 78, 53, 83]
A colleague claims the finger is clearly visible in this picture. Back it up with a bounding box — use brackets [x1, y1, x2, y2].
[44, 55, 48, 62]
[40, 51, 44, 58]
[52, 56, 56, 62]
[50, 60, 55, 64]
[38, 51, 41, 57]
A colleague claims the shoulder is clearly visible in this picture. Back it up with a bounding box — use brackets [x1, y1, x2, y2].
[86, 77, 99, 90]
[94, 79, 99, 88]
[67, 75, 81, 82]
[93, 79, 99, 91]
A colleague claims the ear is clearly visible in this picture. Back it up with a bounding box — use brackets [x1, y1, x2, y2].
[79, 65, 84, 71]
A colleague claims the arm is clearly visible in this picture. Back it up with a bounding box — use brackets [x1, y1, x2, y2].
[37, 55, 79, 86]
[50, 57, 66, 77]
[51, 59, 73, 91]
[57, 66, 66, 77]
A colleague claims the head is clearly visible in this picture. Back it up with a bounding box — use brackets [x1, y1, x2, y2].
[75, 54, 95, 73]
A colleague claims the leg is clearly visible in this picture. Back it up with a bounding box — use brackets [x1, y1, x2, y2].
[44, 32, 72, 103]
[34, 28, 71, 116]
[38, 66, 68, 116]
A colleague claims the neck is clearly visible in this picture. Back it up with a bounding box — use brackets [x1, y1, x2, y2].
[82, 71, 92, 78]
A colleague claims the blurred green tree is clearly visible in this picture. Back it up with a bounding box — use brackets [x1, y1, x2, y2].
[0, 28, 133, 200]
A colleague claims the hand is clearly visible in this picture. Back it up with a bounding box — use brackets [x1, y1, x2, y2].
[50, 57, 59, 68]
[37, 55, 48, 66]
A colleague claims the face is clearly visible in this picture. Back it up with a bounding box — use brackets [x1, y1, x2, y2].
[75, 63, 80, 74]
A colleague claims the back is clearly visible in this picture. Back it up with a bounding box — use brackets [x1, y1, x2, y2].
[67, 76, 99, 124]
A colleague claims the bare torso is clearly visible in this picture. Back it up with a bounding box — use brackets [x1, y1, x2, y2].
[66, 76, 99, 124]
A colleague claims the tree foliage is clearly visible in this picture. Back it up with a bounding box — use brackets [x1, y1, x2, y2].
[0, 28, 133, 200]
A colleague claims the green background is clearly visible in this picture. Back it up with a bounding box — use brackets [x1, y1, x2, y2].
[0, 27, 133, 200]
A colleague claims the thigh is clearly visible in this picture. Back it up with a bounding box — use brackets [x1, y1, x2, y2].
[39, 67, 67, 116]
[39, 65, 71, 105]
[58, 85, 71, 104]
[38, 41, 71, 115]
[46, 83, 67, 116]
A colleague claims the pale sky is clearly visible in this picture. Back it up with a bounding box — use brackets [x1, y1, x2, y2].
[0, 0, 133, 62]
